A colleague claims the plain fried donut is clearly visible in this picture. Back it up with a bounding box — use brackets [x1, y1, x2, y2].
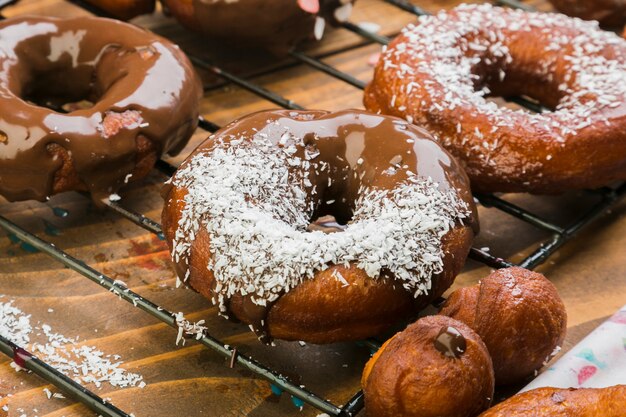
[364, 4, 626, 194]
[0, 16, 201, 202]
[161, 109, 477, 344]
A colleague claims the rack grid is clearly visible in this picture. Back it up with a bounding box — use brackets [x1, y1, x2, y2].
[0, 0, 624, 416]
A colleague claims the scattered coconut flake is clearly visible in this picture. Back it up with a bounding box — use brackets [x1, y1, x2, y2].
[174, 312, 207, 346]
[0, 301, 144, 390]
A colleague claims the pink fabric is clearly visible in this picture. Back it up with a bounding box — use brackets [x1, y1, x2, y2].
[522, 304, 626, 392]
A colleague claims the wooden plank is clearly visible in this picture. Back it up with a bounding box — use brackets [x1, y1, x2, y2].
[1, 0, 624, 416]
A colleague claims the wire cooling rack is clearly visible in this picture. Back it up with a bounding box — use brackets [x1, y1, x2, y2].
[0, 0, 625, 415]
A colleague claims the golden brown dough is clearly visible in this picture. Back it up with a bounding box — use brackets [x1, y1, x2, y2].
[440, 267, 567, 385]
[478, 386, 626, 416]
[362, 315, 494, 417]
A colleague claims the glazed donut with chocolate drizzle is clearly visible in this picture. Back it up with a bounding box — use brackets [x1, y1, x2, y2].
[548, 0, 626, 28]
[364, 4, 626, 194]
[161, 109, 477, 344]
[0, 16, 201, 203]
[162, 0, 356, 55]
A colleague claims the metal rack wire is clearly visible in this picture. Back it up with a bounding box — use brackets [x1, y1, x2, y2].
[0, 0, 624, 416]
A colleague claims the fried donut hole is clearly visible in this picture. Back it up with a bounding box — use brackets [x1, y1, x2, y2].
[362, 315, 494, 417]
[440, 267, 567, 385]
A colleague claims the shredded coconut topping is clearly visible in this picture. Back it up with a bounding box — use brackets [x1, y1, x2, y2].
[171, 131, 470, 310]
[379, 4, 626, 151]
[174, 312, 207, 345]
[0, 299, 144, 389]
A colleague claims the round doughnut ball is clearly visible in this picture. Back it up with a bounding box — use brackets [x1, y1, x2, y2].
[162, 0, 356, 55]
[364, 4, 626, 194]
[162, 109, 477, 344]
[440, 267, 567, 385]
[362, 315, 494, 417]
[0, 16, 201, 203]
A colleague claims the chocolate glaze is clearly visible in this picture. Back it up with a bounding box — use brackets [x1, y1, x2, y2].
[83, 0, 156, 21]
[170, 109, 477, 342]
[237, 296, 278, 344]
[0, 16, 201, 202]
[12, 346, 33, 368]
[163, 0, 356, 55]
[434, 325, 467, 358]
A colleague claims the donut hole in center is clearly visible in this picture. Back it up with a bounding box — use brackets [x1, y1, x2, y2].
[13, 45, 129, 113]
[305, 137, 372, 234]
[472, 60, 565, 113]
[20, 66, 99, 113]
[307, 190, 355, 234]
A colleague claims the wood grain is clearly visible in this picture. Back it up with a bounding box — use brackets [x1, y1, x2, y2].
[0, 0, 625, 416]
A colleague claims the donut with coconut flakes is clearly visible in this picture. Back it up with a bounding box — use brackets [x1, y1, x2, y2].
[364, 4, 626, 194]
[163, 0, 356, 55]
[161, 109, 477, 344]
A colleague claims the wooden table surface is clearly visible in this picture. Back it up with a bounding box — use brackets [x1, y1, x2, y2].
[0, 0, 625, 416]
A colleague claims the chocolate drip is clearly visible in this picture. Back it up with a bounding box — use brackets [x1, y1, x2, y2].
[12, 346, 33, 368]
[0, 16, 201, 203]
[173, 109, 478, 343]
[434, 326, 467, 358]
[238, 296, 278, 345]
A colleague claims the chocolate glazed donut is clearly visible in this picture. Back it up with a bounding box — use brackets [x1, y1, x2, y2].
[162, 109, 478, 344]
[0, 16, 201, 203]
[364, 4, 626, 194]
[83, 0, 156, 20]
[548, 0, 626, 28]
[162, 0, 356, 55]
